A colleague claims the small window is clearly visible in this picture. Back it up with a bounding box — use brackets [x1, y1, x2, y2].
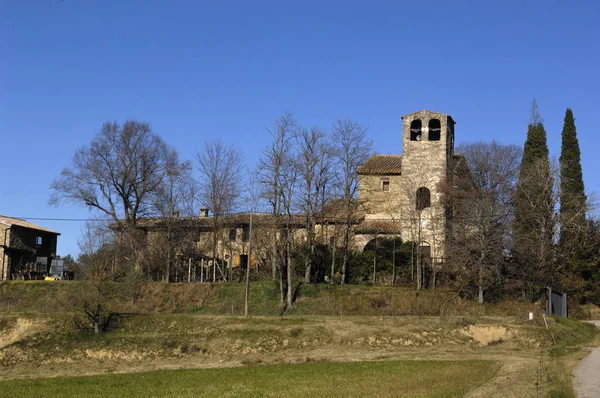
[382, 180, 390, 192]
[36, 236, 43, 246]
[329, 237, 335, 247]
[410, 120, 422, 141]
[428, 119, 441, 141]
[229, 229, 237, 242]
[416, 187, 431, 211]
[242, 227, 250, 242]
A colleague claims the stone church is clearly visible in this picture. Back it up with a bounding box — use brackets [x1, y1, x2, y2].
[127, 109, 468, 281]
[354, 109, 467, 264]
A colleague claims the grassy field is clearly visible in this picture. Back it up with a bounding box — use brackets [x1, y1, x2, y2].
[0, 359, 499, 398]
[1, 281, 598, 397]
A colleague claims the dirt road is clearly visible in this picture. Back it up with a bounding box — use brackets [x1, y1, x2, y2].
[574, 321, 600, 398]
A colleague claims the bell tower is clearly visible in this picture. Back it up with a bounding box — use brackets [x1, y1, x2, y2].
[399, 110, 456, 263]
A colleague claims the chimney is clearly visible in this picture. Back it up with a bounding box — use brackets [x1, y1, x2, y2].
[199, 208, 209, 217]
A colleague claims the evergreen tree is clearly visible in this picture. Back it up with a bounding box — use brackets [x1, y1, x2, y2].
[559, 108, 587, 256]
[512, 101, 555, 299]
[558, 108, 593, 298]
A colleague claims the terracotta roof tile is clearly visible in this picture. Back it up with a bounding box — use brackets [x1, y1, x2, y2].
[355, 220, 403, 234]
[124, 213, 307, 231]
[318, 199, 365, 223]
[357, 155, 402, 175]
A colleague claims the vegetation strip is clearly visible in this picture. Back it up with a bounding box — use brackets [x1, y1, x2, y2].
[0, 359, 498, 398]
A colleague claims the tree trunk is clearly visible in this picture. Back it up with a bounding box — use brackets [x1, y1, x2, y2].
[271, 241, 278, 281]
[304, 221, 314, 283]
[372, 235, 378, 285]
[478, 284, 484, 304]
[330, 238, 336, 284]
[304, 255, 311, 284]
[341, 228, 350, 285]
[279, 265, 284, 304]
[416, 215, 422, 290]
[416, 246, 421, 290]
[392, 238, 396, 286]
[286, 238, 293, 310]
[478, 250, 485, 303]
[165, 250, 171, 283]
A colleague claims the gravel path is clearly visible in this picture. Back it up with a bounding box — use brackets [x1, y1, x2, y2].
[574, 321, 600, 398]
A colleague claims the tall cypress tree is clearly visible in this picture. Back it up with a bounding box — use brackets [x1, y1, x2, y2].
[512, 101, 555, 299]
[559, 108, 587, 256]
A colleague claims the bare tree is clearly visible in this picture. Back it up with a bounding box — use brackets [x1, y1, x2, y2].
[50, 121, 177, 271]
[196, 140, 245, 282]
[331, 118, 372, 284]
[50, 121, 173, 227]
[295, 125, 332, 283]
[512, 156, 559, 297]
[281, 155, 298, 310]
[150, 150, 197, 282]
[76, 219, 115, 278]
[257, 113, 296, 291]
[446, 141, 522, 302]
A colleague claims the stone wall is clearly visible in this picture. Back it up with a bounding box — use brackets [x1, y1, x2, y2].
[358, 174, 402, 220]
[398, 110, 453, 261]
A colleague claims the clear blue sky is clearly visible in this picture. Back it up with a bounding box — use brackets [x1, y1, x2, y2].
[1, 1, 599, 258]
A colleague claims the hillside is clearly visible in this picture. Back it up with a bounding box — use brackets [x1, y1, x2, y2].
[0, 281, 598, 397]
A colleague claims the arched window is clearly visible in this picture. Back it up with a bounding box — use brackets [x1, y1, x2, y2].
[428, 119, 441, 141]
[410, 119, 422, 141]
[416, 187, 431, 211]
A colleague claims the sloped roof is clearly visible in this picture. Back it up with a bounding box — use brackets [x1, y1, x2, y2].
[318, 199, 365, 223]
[355, 220, 403, 235]
[357, 155, 403, 175]
[451, 154, 471, 178]
[125, 213, 307, 231]
[0, 215, 60, 235]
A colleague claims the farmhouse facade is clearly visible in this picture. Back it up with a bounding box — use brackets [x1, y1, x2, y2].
[0, 215, 60, 280]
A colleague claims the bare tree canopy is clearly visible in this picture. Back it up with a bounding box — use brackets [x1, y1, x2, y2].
[154, 150, 197, 218]
[50, 120, 174, 226]
[332, 118, 372, 201]
[295, 125, 332, 282]
[331, 118, 373, 284]
[257, 113, 297, 283]
[257, 112, 297, 214]
[196, 139, 245, 217]
[448, 141, 522, 302]
[457, 141, 522, 208]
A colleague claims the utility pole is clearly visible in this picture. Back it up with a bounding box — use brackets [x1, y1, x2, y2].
[244, 209, 253, 317]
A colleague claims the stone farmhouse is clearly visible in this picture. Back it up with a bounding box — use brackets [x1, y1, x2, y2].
[0, 215, 60, 280]
[130, 110, 468, 280]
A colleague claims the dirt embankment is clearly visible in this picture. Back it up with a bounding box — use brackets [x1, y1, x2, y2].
[0, 318, 45, 350]
[0, 314, 549, 380]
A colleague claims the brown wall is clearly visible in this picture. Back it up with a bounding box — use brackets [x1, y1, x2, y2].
[2, 226, 58, 279]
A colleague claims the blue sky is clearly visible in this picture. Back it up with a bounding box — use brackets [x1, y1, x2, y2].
[1, 1, 599, 258]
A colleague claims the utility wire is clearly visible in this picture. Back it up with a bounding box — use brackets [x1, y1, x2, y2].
[10, 201, 600, 225]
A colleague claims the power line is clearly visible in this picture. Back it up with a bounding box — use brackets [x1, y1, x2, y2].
[10, 201, 600, 225]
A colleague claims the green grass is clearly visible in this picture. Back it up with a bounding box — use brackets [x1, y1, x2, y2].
[0, 360, 498, 398]
[548, 317, 598, 357]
